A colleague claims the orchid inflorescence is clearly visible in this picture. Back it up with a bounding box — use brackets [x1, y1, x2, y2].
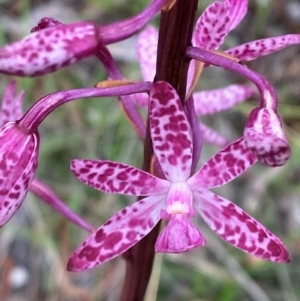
[0, 0, 297, 290]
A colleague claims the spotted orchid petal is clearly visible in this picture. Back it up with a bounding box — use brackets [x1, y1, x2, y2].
[227, 0, 248, 31]
[0, 123, 39, 227]
[67, 195, 165, 271]
[149, 82, 193, 182]
[187, 137, 256, 190]
[193, 84, 255, 116]
[71, 159, 171, 196]
[200, 122, 227, 147]
[244, 108, 291, 167]
[194, 190, 291, 262]
[1, 81, 25, 126]
[0, 22, 99, 76]
[155, 215, 206, 252]
[193, 0, 231, 50]
[226, 34, 300, 62]
[136, 25, 158, 82]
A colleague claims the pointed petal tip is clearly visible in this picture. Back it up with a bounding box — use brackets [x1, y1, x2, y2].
[66, 255, 89, 272]
[67, 197, 163, 271]
[194, 191, 291, 264]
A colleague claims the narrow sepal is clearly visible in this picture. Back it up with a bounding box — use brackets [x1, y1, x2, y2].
[67, 195, 164, 271]
[227, 0, 248, 31]
[200, 122, 227, 147]
[155, 215, 206, 253]
[1, 81, 25, 126]
[0, 22, 99, 76]
[149, 82, 193, 182]
[193, 0, 231, 50]
[29, 179, 94, 233]
[187, 137, 256, 190]
[194, 190, 291, 262]
[71, 159, 171, 196]
[226, 34, 300, 62]
[193, 84, 255, 116]
[136, 25, 158, 82]
[185, 96, 202, 172]
[244, 108, 291, 166]
[0, 123, 39, 226]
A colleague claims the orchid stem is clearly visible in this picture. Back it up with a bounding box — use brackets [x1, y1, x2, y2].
[120, 1, 199, 301]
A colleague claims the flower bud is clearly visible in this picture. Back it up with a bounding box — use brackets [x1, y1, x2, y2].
[0, 122, 39, 226]
[244, 108, 291, 167]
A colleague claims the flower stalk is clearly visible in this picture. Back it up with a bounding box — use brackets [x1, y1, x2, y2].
[120, 1, 199, 301]
[186, 46, 278, 110]
[18, 83, 152, 130]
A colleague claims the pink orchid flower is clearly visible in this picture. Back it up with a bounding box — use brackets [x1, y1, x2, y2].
[135, 0, 300, 146]
[67, 81, 290, 272]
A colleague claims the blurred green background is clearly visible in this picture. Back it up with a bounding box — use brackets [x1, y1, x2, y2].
[0, 0, 300, 300]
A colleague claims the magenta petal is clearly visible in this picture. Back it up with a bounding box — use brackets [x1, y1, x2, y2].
[227, 0, 248, 31]
[0, 22, 99, 76]
[155, 215, 206, 253]
[193, 84, 255, 116]
[194, 190, 291, 262]
[1, 81, 25, 126]
[226, 34, 300, 61]
[149, 82, 193, 182]
[136, 25, 158, 82]
[200, 122, 227, 147]
[193, 0, 231, 50]
[67, 195, 164, 271]
[71, 159, 170, 196]
[0, 123, 39, 227]
[187, 137, 256, 190]
[244, 108, 291, 167]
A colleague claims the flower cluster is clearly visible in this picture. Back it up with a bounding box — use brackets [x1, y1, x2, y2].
[0, 0, 297, 279]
